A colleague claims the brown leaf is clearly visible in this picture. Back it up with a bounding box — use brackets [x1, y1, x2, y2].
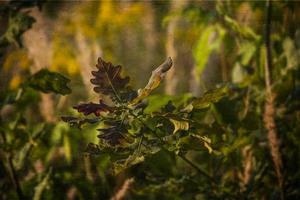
[61, 116, 99, 128]
[91, 58, 131, 102]
[73, 100, 113, 116]
[97, 121, 128, 146]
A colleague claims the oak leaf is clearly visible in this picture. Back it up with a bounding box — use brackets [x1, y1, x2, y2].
[91, 57, 133, 102]
[97, 121, 128, 146]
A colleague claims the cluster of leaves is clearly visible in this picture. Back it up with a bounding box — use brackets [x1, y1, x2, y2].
[0, 2, 74, 199]
[0, 0, 43, 48]
[63, 57, 229, 176]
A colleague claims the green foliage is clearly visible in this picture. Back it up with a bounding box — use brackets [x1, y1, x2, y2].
[27, 69, 71, 95]
[1, 1, 300, 200]
[65, 57, 230, 188]
[0, 4, 36, 47]
[193, 25, 225, 79]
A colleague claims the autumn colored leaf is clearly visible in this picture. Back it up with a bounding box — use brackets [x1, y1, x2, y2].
[129, 57, 173, 106]
[61, 116, 99, 128]
[90, 57, 133, 102]
[73, 100, 113, 116]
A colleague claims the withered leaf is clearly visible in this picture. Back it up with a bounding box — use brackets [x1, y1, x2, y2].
[91, 57, 132, 102]
[129, 57, 173, 106]
[73, 100, 113, 116]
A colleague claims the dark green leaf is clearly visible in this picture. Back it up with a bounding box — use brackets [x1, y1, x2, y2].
[27, 69, 71, 95]
[0, 11, 35, 47]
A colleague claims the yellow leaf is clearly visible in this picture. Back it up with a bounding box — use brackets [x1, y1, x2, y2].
[204, 142, 213, 154]
[9, 75, 22, 90]
[63, 134, 72, 163]
[170, 118, 189, 134]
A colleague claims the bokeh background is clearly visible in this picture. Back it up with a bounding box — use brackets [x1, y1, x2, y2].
[1, 1, 300, 199]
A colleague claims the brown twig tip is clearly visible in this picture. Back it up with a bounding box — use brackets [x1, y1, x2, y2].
[161, 57, 173, 73]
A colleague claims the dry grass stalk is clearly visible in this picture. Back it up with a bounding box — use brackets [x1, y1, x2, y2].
[239, 145, 253, 189]
[264, 94, 283, 188]
[110, 178, 134, 200]
[263, 0, 284, 192]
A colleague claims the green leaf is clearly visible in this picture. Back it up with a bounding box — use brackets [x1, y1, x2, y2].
[33, 168, 52, 200]
[193, 25, 225, 79]
[27, 69, 71, 95]
[144, 93, 192, 114]
[283, 37, 299, 70]
[224, 16, 259, 41]
[188, 85, 229, 110]
[113, 154, 145, 175]
[0, 11, 35, 47]
[239, 41, 257, 66]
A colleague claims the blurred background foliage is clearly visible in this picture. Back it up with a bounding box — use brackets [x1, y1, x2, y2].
[0, 0, 299, 199]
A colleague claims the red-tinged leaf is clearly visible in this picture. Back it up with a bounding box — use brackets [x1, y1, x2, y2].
[85, 143, 101, 154]
[98, 127, 125, 146]
[73, 100, 113, 116]
[91, 57, 133, 102]
[61, 116, 99, 128]
[97, 121, 129, 146]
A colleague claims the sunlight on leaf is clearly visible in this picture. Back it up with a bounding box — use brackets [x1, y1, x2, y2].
[170, 118, 189, 134]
